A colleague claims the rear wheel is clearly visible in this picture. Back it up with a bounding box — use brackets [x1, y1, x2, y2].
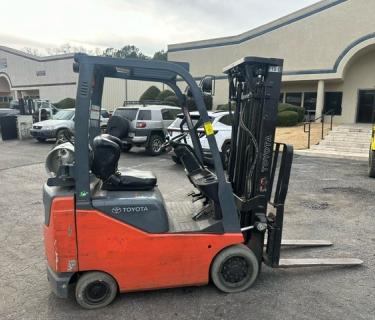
[147, 134, 164, 156]
[211, 244, 259, 293]
[56, 129, 70, 142]
[75, 272, 118, 310]
[122, 144, 132, 152]
[369, 149, 375, 178]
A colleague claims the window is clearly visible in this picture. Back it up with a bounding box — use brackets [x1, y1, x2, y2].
[114, 108, 138, 120]
[0, 58, 7, 70]
[162, 109, 175, 120]
[137, 110, 151, 120]
[285, 93, 302, 106]
[218, 114, 232, 126]
[279, 92, 284, 103]
[303, 92, 317, 111]
[324, 92, 343, 115]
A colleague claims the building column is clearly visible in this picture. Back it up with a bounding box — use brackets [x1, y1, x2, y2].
[13, 90, 18, 100]
[315, 80, 325, 121]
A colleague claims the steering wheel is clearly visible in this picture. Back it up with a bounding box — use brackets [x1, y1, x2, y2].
[160, 132, 189, 152]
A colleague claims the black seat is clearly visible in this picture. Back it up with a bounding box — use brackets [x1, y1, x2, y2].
[91, 134, 157, 191]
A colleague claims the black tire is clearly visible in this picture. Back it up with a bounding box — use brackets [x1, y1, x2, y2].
[56, 128, 70, 142]
[221, 142, 231, 170]
[122, 144, 132, 152]
[369, 149, 375, 178]
[75, 272, 118, 310]
[36, 138, 46, 142]
[211, 244, 259, 293]
[107, 116, 129, 139]
[146, 134, 165, 156]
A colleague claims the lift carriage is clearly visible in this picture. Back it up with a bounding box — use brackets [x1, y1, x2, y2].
[43, 54, 362, 309]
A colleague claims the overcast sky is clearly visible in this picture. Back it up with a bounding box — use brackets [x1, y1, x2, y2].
[2, 0, 319, 55]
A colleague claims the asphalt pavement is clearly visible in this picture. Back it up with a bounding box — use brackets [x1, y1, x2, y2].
[0, 138, 374, 320]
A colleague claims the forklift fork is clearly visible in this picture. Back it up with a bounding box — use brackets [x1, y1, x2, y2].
[264, 143, 363, 268]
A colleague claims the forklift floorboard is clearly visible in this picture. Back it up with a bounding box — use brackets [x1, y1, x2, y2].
[166, 201, 212, 233]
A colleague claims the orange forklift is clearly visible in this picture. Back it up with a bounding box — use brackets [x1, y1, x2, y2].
[43, 54, 362, 309]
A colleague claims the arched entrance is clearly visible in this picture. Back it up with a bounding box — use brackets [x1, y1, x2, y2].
[0, 74, 12, 107]
[341, 44, 375, 123]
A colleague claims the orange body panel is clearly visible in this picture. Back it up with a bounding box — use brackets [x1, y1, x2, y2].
[76, 209, 244, 292]
[44, 197, 78, 273]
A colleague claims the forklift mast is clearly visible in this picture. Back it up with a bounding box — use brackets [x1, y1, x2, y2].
[224, 57, 293, 266]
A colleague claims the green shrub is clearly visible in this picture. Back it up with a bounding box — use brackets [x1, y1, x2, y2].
[278, 103, 304, 122]
[186, 94, 213, 111]
[163, 95, 179, 106]
[156, 89, 175, 101]
[54, 98, 75, 109]
[277, 111, 299, 127]
[140, 86, 161, 102]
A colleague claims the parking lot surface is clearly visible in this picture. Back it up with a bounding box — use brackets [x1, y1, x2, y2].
[0, 139, 374, 320]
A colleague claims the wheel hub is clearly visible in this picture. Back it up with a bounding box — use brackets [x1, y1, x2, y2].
[221, 256, 249, 283]
[85, 281, 110, 303]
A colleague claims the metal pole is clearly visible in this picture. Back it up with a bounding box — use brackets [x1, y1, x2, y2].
[308, 123, 311, 149]
[321, 114, 324, 139]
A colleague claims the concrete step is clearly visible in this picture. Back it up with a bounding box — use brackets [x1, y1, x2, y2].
[318, 141, 370, 148]
[311, 146, 368, 153]
[295, 149, 368, 161]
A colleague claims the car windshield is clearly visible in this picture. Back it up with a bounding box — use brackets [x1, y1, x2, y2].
[53, 110, 74, 120]
[170, 114, 213, 129]
[114, 108, 139, 120]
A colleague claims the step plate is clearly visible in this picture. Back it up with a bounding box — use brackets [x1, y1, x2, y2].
[264, 239, 333, 247]
[277, 258, 363, 268]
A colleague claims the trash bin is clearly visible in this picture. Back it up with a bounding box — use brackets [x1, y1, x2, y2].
[0, 115, 18, 140]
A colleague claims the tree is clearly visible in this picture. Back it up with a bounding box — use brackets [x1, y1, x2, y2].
[153, 50, 167, 61]
[140, 86, 161, 102]
[103, 45, 148, 59]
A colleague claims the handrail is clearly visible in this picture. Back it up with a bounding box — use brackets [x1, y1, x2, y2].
[303, 109, 336, 149]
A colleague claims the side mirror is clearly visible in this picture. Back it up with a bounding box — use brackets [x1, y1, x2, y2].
[200, 75, 215, 95]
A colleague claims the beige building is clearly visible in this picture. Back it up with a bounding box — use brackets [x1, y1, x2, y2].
[0, 46, 160, 110]
[168, 0, 375, 124]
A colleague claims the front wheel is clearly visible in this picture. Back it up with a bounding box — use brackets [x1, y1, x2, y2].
[56, 129, 71, 142]
[369, 149, 375, 178]
[211, 244, 259, 293]
[122, 144, 132, 152]
[146, 135, 164, 156]
[75, 272, 118, 310]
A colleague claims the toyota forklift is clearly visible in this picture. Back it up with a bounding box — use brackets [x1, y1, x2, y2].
[43, 54, 362, 309]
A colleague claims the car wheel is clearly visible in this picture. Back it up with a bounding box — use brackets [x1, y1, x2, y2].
[122, 144, 132, 152]
[221, 142, 231, 169]
[147, 135, 164, 156]
[211, 244, 259, 293]
[36, 138, 46, 142]
[75, 272, 118, 310]
[56, 129, 70, 142]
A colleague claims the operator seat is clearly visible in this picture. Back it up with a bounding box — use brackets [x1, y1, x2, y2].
[174, 143, 221, 219]
[91, 134, 157, 191]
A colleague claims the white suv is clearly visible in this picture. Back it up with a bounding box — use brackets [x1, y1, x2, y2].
[168, 111, 232, 167]
[110, 104, 181, 155]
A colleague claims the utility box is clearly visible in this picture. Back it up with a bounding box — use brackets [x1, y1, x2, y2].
[0, 115, 18, 140]
[17, 115, 33, 140]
